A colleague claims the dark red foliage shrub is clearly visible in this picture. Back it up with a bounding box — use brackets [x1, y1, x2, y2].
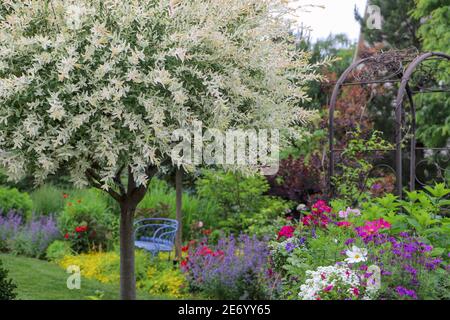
[266, 154, 326, 204]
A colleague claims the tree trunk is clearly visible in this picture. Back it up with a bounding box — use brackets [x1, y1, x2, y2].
[175, 167, 183, 261]
[119, 203, 136, 300]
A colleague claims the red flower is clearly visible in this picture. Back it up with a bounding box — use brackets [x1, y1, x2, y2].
[277, 226, 295, 240]
[67, 202, 73, 207]
[180, 259, 188, 269]
[213, 250, 224, 257]
[198, 246, 214, 256]
[77, 199, 82, 204]
[63, 193, 69, 199]
[337, 221, 352, 228]
[181, 245, 189, 252]
[75, 225, 88, 233]
[64, 233, 70, 239]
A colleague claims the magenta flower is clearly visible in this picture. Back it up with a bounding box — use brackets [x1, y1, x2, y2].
[277, 226, 295, 240]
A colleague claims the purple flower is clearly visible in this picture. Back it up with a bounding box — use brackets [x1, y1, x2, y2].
[182, 234, 279, 299]
[381, 270, 392, 276]
[285, 242, 296, 253]
[425, 258, 442, 271]
[372, 183, 382, 190]
[404, 265, 417, 276]
[344, 238, 355, 246]
[0, 211, 59, 258]
[396, 286, 417, 299]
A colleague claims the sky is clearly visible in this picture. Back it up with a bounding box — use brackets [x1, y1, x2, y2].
[289, 0, 368, 42]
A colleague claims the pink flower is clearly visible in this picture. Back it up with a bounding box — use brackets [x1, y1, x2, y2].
[338, 210, 349, 219]
[339, 207, 361, 219]
[356, 218, 391, 238]
[277, 226, 295, 240]
[324, 285, 334, 292]
[302, 215, 312, 226]
[337, 221, 352, 228]
[352, 287, 360, 297]
[312, 200, 332, 214]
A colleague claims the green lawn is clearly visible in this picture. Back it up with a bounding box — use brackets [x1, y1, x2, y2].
[0, 254, 158, 300]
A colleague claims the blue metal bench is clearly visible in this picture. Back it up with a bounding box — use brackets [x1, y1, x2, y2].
[134, 218, 178, 258]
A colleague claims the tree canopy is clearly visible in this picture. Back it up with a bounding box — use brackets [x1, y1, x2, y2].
[0, 0, 324, 193]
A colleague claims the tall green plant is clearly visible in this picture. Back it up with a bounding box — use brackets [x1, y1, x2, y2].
[31, 185, 66, 216]
[333, 128, 392, 204]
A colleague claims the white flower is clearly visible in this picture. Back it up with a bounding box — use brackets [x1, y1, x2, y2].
[345, 246, 367, 264]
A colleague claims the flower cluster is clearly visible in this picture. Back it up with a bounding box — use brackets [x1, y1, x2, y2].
[64, 225, 89, 239]
[182, 235, 279, 299]
[396, 286, 418, 300]
[355, 218, 391, 239]
[338, 207, 361, 219]
[0, 210, 59, 258]
[301, 200, 331, 228]
[277, 226, 295, 240]
[298, 264, 377, 300]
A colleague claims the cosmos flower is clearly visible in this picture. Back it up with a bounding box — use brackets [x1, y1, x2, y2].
[345, 246, 368, 264]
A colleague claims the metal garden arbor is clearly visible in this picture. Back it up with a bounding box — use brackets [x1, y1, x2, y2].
[328, 49, 450, 197]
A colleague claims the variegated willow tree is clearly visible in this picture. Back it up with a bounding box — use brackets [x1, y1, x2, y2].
[0, 0, 327, 299]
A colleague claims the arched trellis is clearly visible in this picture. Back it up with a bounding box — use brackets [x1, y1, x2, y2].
[328, 50, 450, 198]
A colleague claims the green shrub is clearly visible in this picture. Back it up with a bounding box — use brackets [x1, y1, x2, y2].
[196, 170, 270, 219]
[195, 170, 290, 235]
[0, 187, 33, 218]
[46, 240, 73, 262]
[31, 185, 66, 216]
[58, 189, 117, 252]
[0, 259, 17, 300]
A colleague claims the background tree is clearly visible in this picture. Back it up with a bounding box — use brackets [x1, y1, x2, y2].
[0, 0, 324, 299]
[355, 0, 421, 49]
[412, 0, 450, 148]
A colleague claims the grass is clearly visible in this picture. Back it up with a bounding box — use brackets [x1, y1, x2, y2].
[0, 253, 159, 300]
